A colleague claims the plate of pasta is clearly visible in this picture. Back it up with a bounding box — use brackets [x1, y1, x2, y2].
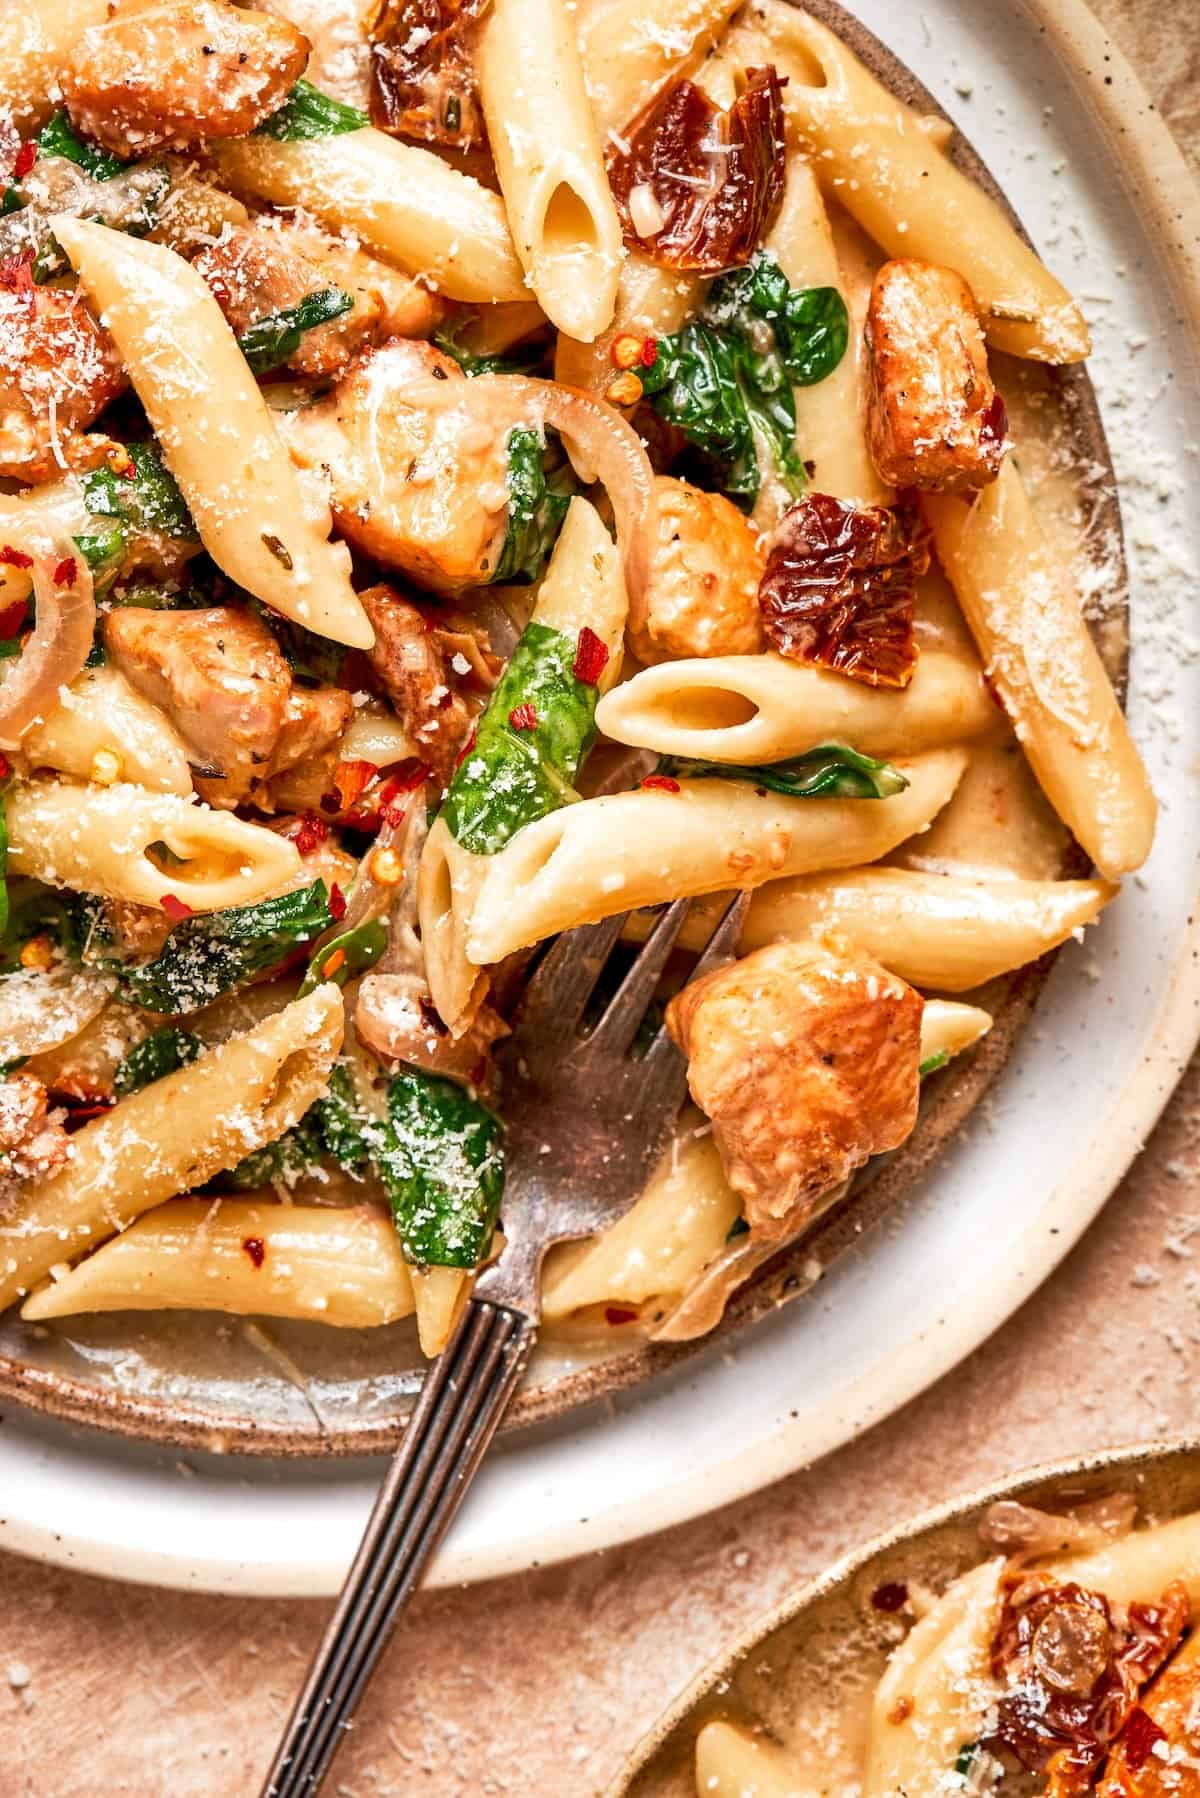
[0, 0, 1196, 1590]
[613, 1439, 1200, 1797]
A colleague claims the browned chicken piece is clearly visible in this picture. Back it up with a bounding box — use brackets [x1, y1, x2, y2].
[279, 339, 513, 596]
[261, 738, 346, 814]
[61, 0, 309, 159]
[629, 476, 765, 665]
[666, 939, 923, 1243]
[0, 1073, 70, 1205]
[865, 259, 1008, 495]
[266, 685, 355, 781]
[358, 582, 484, 779]
[356, 969, 508, 1087]
[1098, 1627, 1200, 1796]
[193, 224, 382, 381]
[0, 283, 126, 484]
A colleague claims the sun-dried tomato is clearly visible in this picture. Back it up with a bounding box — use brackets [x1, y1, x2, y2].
[1118, 1706, 1167, 1772]
[367, 0, 489, 147]
[758, 493, 929, 689]
[607, 66, 786, 273]
[984, 1571, 1188, 1789]
[572, 627, 609, 687]
[160, 893, 193, 922]
[508, 703, 537, 732]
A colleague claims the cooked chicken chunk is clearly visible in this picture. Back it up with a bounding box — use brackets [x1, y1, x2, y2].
[268, 684, 355, 780]
[1098, 1627, 1200, 1796]
[358, 583, 482, 779]
[280, 339, 512, 596]
[629, 476, 764, 665]
[865, 259, 1008, 495]
[61, 0, 309, 159]
[0, 281, 125, 484]
[194, 224, 383, 381]
[666, 939, 923, 1242]
[0, 1074, 70, 1206]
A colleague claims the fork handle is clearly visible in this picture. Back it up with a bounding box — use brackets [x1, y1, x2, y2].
[261, 1298, 536, 1798]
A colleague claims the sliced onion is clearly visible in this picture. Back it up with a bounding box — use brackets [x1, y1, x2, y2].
[0, 548, 96, 751]
[980, 1494, 1138, 1558]
[405, 375, 656, 612]
[2, 968, 115, 1061]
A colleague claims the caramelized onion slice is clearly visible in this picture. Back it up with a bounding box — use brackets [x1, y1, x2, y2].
[0, 548, 96, 750]
[981, 1494, 1139, 1559]
[2, 968, 115, 1061]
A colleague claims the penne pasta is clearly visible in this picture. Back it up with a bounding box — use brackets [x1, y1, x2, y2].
[919, 997, 992, 1062]
[52, 219, 374, 651]
[554, 249, 700, 399]
[477, 0, 623, 341]
[0, 986, 344, 1313]
[457, 748, 967, 969]
[19, 665, 194, 797]
[743, 0, 1091, 362]
[689, 867, 1115, 992]
[694, 1722, 813, 1798]
[926, 461, 1157, 880]
[1051, 1513, 1200, 1611]
[212, 128, 528, 304]
[410, 1264, 474, 1358]
[578, 0, 743, 139]
[594, 646, 997, 765]
[6, 779, 301, 911]
[21, 1201, 415, 1328]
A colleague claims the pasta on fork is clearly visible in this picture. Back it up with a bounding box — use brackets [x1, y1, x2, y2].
[0, 0, 1153, 1362]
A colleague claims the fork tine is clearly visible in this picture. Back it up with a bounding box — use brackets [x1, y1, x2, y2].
[510, 911, 629, 1052]
[581, 896, 692, 1060]
[637, 890, 751, 1077]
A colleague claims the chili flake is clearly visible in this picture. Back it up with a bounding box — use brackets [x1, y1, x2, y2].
[0, 599, 26, 638]
[0, 752, 10, 782]
[19, 934, 54, 971]
[640, 336, 659, 369]
[329, 883, 348, 921]
[572, 626, 609, 686]
[611, 334, 645, 371]
[53, 556, 77, 587]
[12, 142, 36, 181]
[508, 703, 538, 731]
[0, 546, 33, 569]
[292, 813, 330, 857]
[161, 894, 193, 921]
[605, 1306, 639, 1325]
[871, 1582, 909, 1614]
[455, 725, 478, 769]
[640, 774, 680, 793]
[242, 1236, 266, 1269]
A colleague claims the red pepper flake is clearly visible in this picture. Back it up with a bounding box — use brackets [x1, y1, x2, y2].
[0, 545, 33, 569]
[12, 142, 36, 181]
[0, 253, 34, 299]
[377, 761, 431, 829]
[640, 774, 680, 793]
[0, 598, 26, 638]
[242, 1236, 266, 1269]
[292, 813, 330, 857]
[161, 893, 193, 922]
[870, 1582, 909, 1614]
[329, 883, 348, 921]
[53, 556, 77, 587]
[0, 752, 10, 782]
[1120, 1706, 1167, 1772]
[454, 725, 478, 770]
[63, 1097, 116, 1132]
[640, 336, 659, 369]
[605, 1306, 639, 1325]
[572, 626, 609, 686]
[331, 758, 378, 811]
[508, 703, 538, 731]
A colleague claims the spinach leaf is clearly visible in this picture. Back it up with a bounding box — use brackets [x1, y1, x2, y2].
[314, 1061, 374, 1175]
[442, 619, 599, 854]
[224, 1108, 327, 1190]
[36, 112, 127, 180]
[81, 443, 195, 541]
[114, 881, 335, 1013]
[373, 1069, 504, 1268]
[299, 915, 388, 996]
[919, 1049, 949, 1079]
[659, 743, 909, 802]
[641, 253, 849, 508]
[255, 80, 368, 142]
[492, 427, 574, 584]
[113, 1026, 202, 1096]
[238, 286, 354, 375]
[433, 321, 543, 379]
[0, 886, 100, 972]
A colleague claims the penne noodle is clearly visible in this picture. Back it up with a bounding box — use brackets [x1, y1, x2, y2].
[1051, 1513, 1200, 1611]
[21, 1201, 415, 1328]
[456, 748, 967, 968]
[0, 986, 344, 1313]
[919, 997, 992, 1062]
[410, 1264, 473, 1358]
[52, 219, 374, 651]
[694, 1722, 814, 1798]
[578, 0, 743, 138]
[477, 0, 624, 341]
[19, 666, 194, 797]
[212, 129, 528, 304]
[6, 779, 301, 912]
[743, 0, 1090, 362]
[420, 496, 627, 1026]
[594, 646, 997, 764]
[692, 867, 1115, 992]
[926, 461, 1157, 880]
[0, 0, 110, 131]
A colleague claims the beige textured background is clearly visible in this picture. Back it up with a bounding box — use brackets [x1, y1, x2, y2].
[2, 5, 1198, 1793]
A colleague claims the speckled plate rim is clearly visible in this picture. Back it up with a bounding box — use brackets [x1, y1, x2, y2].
[0, 0, 1143, 1462]
[609, 1437, 1200, 1796]
[0, 0, 1197, 1597]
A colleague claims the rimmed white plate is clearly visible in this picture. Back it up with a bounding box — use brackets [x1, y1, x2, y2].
[1, 0, 1197, 1595]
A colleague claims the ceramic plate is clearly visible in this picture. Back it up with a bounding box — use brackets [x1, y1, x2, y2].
[0, 0, 1197, 1592]
[612, 1438, 1200, 1796]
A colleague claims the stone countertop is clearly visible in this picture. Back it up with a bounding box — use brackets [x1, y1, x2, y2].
[2, 4, 1197, 1793]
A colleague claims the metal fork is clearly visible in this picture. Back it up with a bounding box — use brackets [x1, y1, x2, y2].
[260, 891, 748, 1798]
